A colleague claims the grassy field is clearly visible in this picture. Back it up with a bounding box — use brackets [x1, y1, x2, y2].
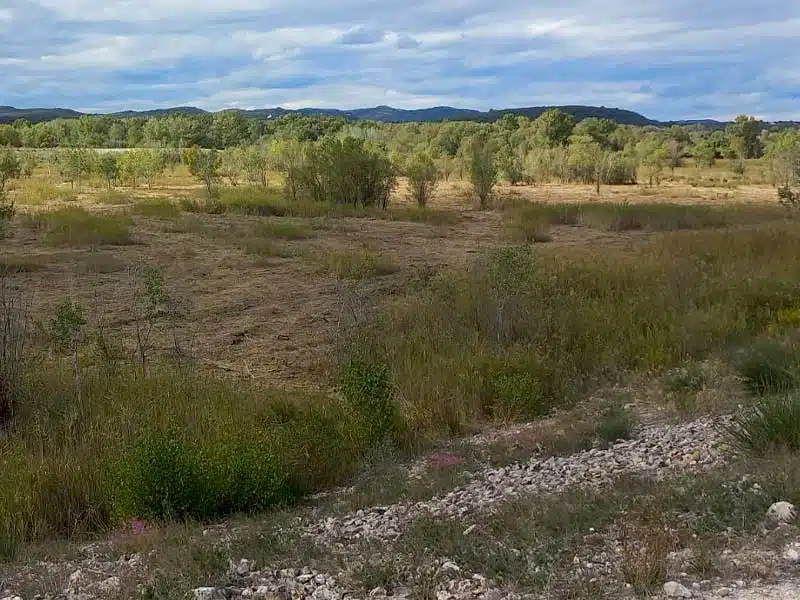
[2, 161, 800, 596]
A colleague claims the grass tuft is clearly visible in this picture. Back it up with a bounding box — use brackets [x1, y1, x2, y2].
[22, 207, 134, 247]
[726, 393, 800, 455]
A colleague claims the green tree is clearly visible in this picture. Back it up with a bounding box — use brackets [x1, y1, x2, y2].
[270, 138, 305, 202]
[97, 153, 120, 189]
[637, 135, 668, 187]
[532, 109, 575, 148]
[188, 149, 220, 197]
[692, 137, 717, 169]
[470, 134, 496, 209]
[727, 115, 763, 159]
[241, 144, 271, 188]
[405, 151, 439, 207]
[0, 148, 21, 199]
[571, 118, 617, 149]
[56, 148, 95, 189]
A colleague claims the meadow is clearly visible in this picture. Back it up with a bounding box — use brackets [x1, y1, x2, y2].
[2, 134, 800, 599]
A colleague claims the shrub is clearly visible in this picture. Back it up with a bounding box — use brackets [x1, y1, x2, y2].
[0, 280, 26, 428]
[132, 199, 181, 218]
[299, 137, 396, 208]
[340, 361, 399, 446]
[24, 207, 134, 247]
[726, 393, 800, 455]
[406, 152, 439, 207]
[470, 134, 496, 209]
[596, 406, 634, 443]
[734, 336, 800, 396]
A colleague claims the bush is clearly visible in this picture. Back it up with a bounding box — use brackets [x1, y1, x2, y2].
[406, 152, 439, 207]
[317, 249, 398, 280]
[340, 361, 399, 446]
[300, 137, 396, 208]
[726, 393, 800, 455]
[734, 336, 800, 396]
[470, 134, 496, 209]
[596, 406, 634, 443]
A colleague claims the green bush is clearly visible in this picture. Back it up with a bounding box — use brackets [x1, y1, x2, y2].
[596, 407, 634, 443]
[726, 393, 800, 455]
[340, 361, 399, 446]
[734, 336, 800, 396]
[299, 137, 396, 208]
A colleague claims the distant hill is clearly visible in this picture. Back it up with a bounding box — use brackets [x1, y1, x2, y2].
[0, 104, 791, 128]
[0, 106, 85, 124]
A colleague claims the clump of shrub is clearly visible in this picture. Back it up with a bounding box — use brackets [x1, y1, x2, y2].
[733, 335, 800, 396]
[726, 393, 800, 455]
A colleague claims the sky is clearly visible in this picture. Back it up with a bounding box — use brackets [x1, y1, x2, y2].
[1, 0, 799, 121]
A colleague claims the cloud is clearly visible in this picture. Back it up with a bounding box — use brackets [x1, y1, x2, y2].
[2, 0, 799, 120]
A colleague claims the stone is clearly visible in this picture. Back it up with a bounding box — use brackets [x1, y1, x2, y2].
[663, 581, 693, 598]
[766, 501, 796, 524]
[311, 586, 338, 600]
[783, 543, 800, 562]
[67, 570, 85, 592]
[93, 577, 121, 596]
[254, 586, 272, 599]
[369, 587, 386, 598]
[440, 561, 460, 573]
[193, 588, 223, 600]
[234, 559, 253, 577]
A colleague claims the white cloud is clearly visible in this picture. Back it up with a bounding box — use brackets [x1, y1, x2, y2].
[4, 0, 800, 120]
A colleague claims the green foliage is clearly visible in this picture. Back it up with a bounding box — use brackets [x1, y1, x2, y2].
[734, 336, 800, 396]
[405, 152, 439, 207]
[340, 361, 399, 446]
[54, 147, 96, 189]
[24, 207, 134, 247]
[596, 406, 634, 443]
[726, 115, 763, 159]
[185, 147, 221, 197]
[726, 393, 800, 455]
[318, 248, 398, 280]
[470, 133, 496, 209]
[96, 153, 120, 189]
[0, 147, 21, 198]
[637, 134, 668, 186]
[532, 109, 576, 148]
[692, 137, 717, 169]
[50, 299, 86, 354]
[342, 227, 800, 434]
[299, 137, 396, 208]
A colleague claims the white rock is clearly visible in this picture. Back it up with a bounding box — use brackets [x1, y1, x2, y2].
[664, 581, 693, 598]
[67, 570, 85, 592]
[311, 586, 339, 600]
[254, 586, 272, 599]
[767, 501, 796, 524]
[369, 587, 386, 598]
[193, 587, 222, 600]
[783, 543, 800, 562]
[234, 559, 253, 576]
[440, 561, 460, 573]
[93, 577, 121, 595]
[1, 596, 23, 600]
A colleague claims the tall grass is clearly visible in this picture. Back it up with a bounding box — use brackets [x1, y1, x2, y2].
[0, 359, 401, 555]
[505, 202, 783, 235]
[726, 394, 800, 455]
[22, 207, 134, 247]
[342, 225, 800, 433]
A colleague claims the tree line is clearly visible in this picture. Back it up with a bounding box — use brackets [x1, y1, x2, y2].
[2, 110, 800, 214]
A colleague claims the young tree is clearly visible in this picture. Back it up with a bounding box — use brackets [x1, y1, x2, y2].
[665, 138, 683, 172]
[119, 150, 145, 188]
[0, 148, 21, 199]
[188, 149, 220, 197]
[241, 144, 271, 187]
[270, 138, 305, 202]
[140, 150, 166, 189]
[220, 147, 244, 187]
[405, 151, 439, 207]
[470, 134, 496, 209]
[97, 153, 120, 189]
[637, 136, 667, 187]
[56, 148, 95, 189]
[727, 115, 763, 159]
[692, 137, 717, 169]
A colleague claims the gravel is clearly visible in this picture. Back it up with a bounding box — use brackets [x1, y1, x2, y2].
[306, 417, 730, 542]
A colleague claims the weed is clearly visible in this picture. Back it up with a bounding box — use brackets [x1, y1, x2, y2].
[23, 207, 134, 247]
[726, 393, 800, 455]
[619, 510, 675, 596]
[734, 335, 800, 396]
[318, 249, 398, 280]
[596, 406, 634, 444]
[94, 190, 132, 206]
[131, 199, 181, 219]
